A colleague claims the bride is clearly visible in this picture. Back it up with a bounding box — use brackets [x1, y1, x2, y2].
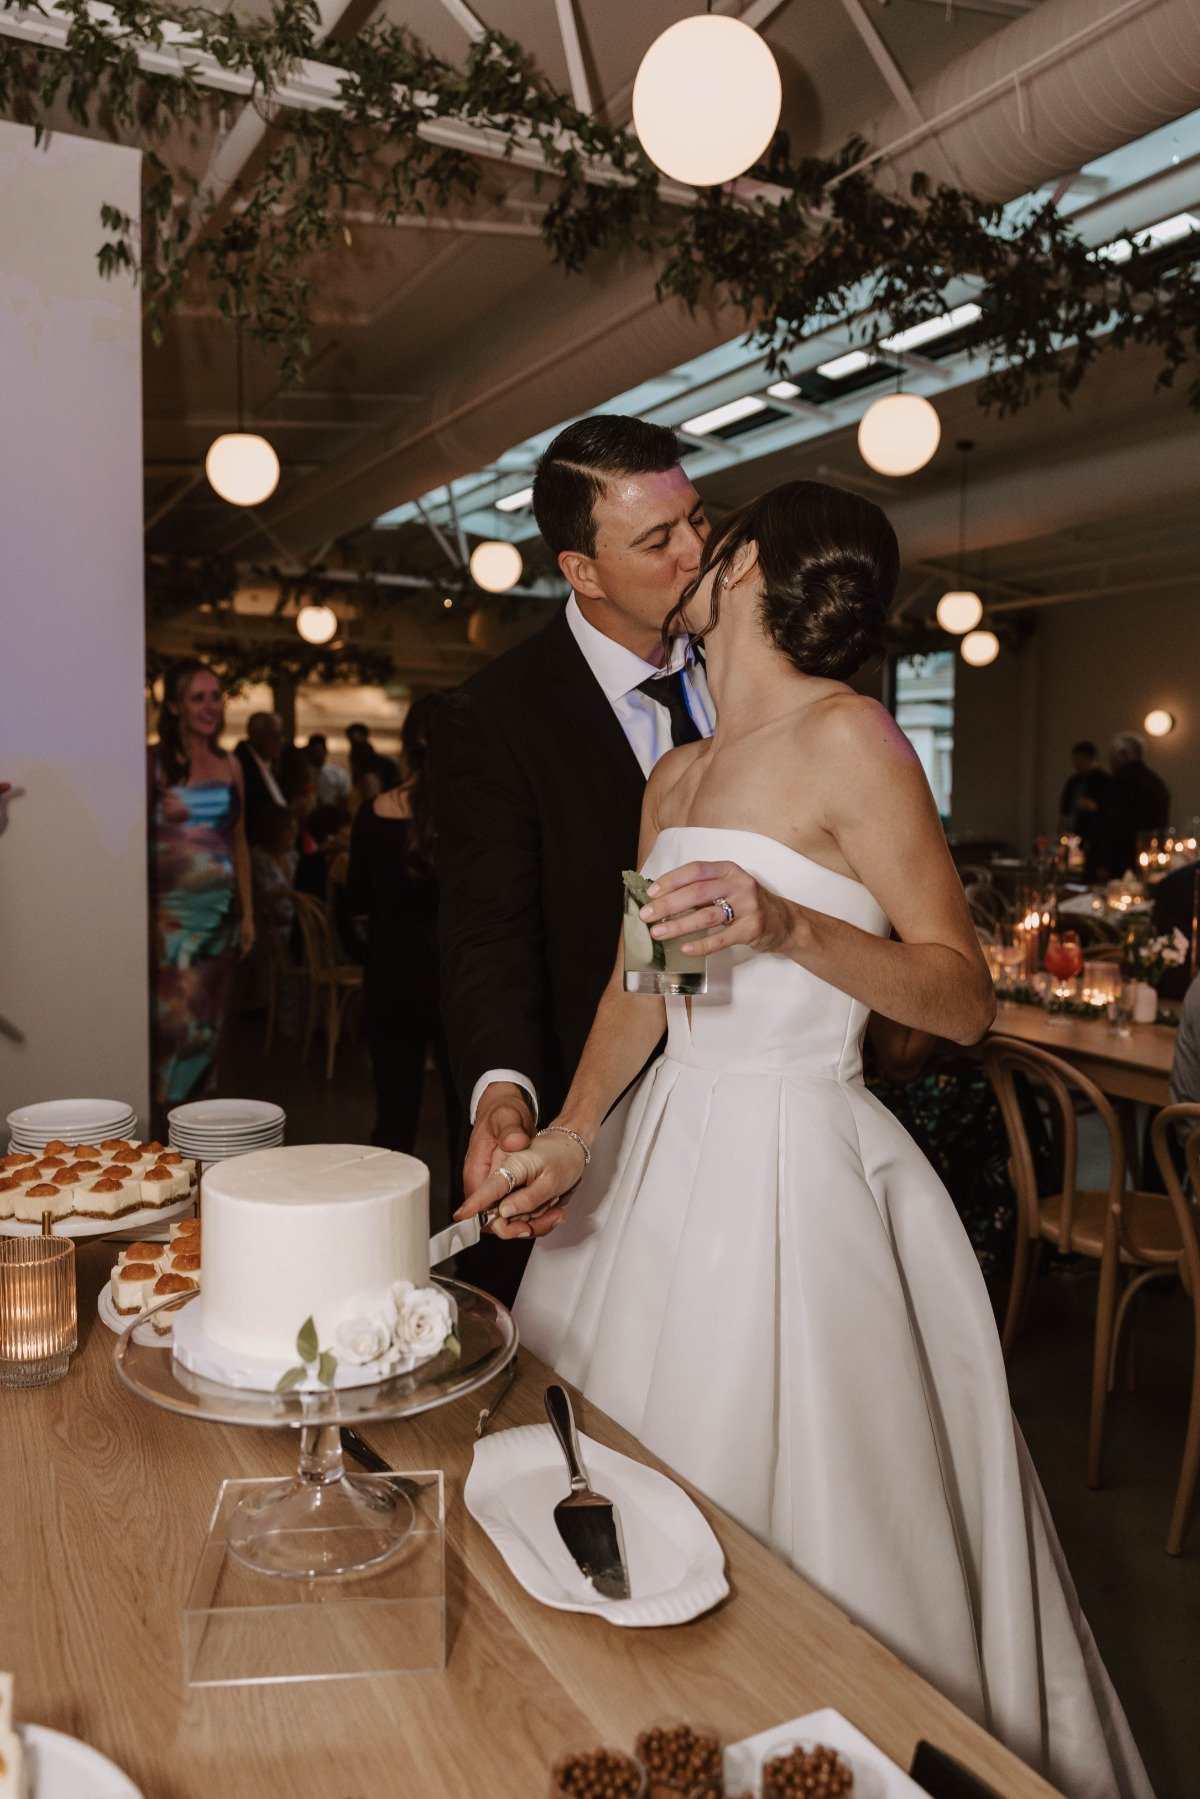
[458, 480, 1153, 1799]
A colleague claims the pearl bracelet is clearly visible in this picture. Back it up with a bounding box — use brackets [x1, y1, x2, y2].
[535, 1124, 591, 1165]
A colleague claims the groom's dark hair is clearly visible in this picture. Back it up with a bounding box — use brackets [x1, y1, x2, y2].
[532, 415, 681, 558]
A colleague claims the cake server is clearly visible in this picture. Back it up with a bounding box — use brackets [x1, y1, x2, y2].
[545, 1383, 630, 1601]
[427, 1207, 497, 1268]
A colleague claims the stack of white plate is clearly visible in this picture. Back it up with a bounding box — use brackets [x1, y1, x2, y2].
[7, 1097, 137, 1155]
[168, 1098, 285, 1164]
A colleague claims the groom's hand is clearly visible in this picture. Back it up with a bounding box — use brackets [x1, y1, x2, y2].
[458, 1082, 535, 1219]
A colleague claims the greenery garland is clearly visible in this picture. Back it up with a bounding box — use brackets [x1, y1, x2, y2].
[1, 0, 1196, 406]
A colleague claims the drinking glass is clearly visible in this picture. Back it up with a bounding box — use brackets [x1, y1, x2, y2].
[623, 872, 707, 997]
[1044, 929, 1083, 1018]
[0, 1236, 77, 1386]
[1107, 982, 1137, 1038]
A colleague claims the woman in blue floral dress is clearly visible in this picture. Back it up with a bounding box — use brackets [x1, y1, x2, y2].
[148, 660, 254, 1113]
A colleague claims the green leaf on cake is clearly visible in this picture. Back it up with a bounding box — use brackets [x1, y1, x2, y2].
[275, 1365, 306, 1394]
[296, 1316, 319, 1363]
[444, 1330, 461, 1358]
[317, 1350, 338, 1387]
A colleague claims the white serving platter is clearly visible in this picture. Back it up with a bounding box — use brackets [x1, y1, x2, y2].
[724, 1707, 926, 1798]
[465, 1422, 728, 1627]
[1, 1192, 194, 1241]
[20, 1722, 143, 1798]
[96, 1285, 172, 1348]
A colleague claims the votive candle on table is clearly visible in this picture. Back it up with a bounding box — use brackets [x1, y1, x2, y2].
[0, 1237, 77, 1386]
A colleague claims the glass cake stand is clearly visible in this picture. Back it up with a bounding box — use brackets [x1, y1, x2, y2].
[113, 1279, 517, 1686]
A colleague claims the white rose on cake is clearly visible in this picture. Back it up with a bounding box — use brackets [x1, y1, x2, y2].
[391, 1280, 456, 1357]
[334, 1307, 395, 1367]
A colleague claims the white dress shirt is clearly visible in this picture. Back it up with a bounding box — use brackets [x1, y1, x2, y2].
[249, 746, 287, 808]
[471, 595, 715, 1125]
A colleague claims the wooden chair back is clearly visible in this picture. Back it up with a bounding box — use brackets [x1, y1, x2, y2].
[983, 1036, 1125, 1255]
[1150, 1105, 1200, 1303]
[292, 890, 337, 979]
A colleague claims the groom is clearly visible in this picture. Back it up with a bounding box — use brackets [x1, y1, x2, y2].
[432, 415, 712, 1304]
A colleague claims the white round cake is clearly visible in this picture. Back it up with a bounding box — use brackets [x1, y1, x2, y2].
[199, 1143, 429, 1364]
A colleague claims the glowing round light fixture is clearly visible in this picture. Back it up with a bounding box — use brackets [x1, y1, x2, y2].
[936, 589, 984, 635]
[632, 15, 782, 187]
[1144, 708, 1175, 738]
[857, 392, 941, 477]
[295, 603, 338, 645]
[470, 540, 523, 593]
[205, 432, 280, 507]
[960, 629, 1000, 668]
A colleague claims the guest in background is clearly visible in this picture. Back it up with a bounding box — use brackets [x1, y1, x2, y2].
[250, 803, 299, 956]
[295, 803, 349, 902]
[346, 694, 461, 1191]
[279, 741, 318, 822]
[1095, 731, 1171, 879]
[149, 658, 253, 1116]
[1170, 977, 1200, 1109]
[306, 733, 350, 809]
[347, 720, 400, 792]
[235, 710, 286, 841]
[1058, 739, 1110, 879]
[1152, 856, 1200, 1000]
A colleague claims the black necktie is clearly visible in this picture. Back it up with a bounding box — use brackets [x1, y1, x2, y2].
[635, 667, 702, 748]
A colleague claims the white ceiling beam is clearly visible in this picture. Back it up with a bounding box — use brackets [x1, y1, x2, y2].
[433, 0, 487, 43]
[986, 569, 1198, 612]
[835, 0, 924, 128]
[414, 497, 464, 568]
[552, 0, 594, 114]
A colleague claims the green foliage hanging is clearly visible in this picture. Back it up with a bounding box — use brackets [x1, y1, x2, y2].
[1, 0, 1196, 406]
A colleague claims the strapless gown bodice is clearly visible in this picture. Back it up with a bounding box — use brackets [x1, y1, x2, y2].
[643, 826, 888, 1082]
[515, 827, 1152, 1799]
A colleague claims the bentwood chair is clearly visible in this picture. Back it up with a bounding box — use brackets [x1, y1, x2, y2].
[293, 891, 362, 1080]
[1150, 1104, 1200, 1554]
[965, 881, 1011, 931]
[984, 1037, 1182, 1487]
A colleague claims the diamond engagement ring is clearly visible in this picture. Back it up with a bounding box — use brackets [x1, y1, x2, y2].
[717, 897, 735, 926]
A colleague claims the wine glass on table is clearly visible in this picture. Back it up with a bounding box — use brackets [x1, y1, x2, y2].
[1043, 929, 1083, 1021]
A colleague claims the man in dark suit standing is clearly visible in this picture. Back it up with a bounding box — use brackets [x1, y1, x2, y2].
[1095, 731, 1171, 880]
[432, 416, 712, 1303]
[234, 710, 287, 844]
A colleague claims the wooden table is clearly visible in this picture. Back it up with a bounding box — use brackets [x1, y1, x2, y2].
[0, 1244, 1060, 1799]
[987, 1001, 1175, 1107]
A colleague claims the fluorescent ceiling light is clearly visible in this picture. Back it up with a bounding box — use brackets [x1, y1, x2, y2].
[767, 379, 801, 399]
[814, 349, 874, 380]
[1097, 211, 1199, 263]
[880, 303, 982, 353]
[495, 486, 534, 512]
[681, 394, 768, 435]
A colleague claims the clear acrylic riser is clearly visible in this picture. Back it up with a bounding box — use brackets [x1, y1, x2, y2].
[113, 1279, 516, 1686]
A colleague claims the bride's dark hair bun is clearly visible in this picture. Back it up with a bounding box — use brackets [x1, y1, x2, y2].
[667, 480, 898, 681]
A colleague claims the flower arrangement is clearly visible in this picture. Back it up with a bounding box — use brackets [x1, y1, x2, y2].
[1122, 926, 1188, 988]
[275, 1281, 459, 1393]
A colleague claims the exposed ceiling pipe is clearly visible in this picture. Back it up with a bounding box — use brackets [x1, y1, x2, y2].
[855, 0, 1200, 200]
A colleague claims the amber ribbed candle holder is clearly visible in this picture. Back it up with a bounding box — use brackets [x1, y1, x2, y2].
[0, 1237, 77, 1386]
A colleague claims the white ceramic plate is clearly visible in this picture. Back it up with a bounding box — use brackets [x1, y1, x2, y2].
[169, 1098, 284, 1130]
[96, 1284, 169, 1348]
[1, 1192, 195, 1240]
[168, 1134, 283, 1153]
[9, 1126, 139, 1154]
[8, 1097, 136, 1133]
[464, 1422, 728, 1627]
[20, 1723, 142, 1798]
[724, 1708, 925, 1799]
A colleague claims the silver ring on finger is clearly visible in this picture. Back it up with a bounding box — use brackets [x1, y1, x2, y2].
[497, 1166, 518, 1196]
[716, 896, 735, 926]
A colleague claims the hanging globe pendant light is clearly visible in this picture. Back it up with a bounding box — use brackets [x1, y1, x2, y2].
[961, 629, 1000, 668]
[205, 314, 280, 507]
[632, 12, 782, 188]
[470, 540, 523, 593]
[857, 391, 941, 478]
[295, 602, 338, 645]
[936, 441, 983, 635]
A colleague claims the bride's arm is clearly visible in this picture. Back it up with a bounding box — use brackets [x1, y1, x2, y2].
[641, 698, 995, 1049]
[452, 764, 677, 1239]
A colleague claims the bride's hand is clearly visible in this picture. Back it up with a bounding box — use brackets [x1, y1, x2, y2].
[637, 859, 797, 958]
[452, 1132, 586, 1241]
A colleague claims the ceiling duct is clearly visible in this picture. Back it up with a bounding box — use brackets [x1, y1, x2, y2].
[860, 0, 1200, 200]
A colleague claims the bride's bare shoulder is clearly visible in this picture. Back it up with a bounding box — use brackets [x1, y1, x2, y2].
[804, 690, 920, 772]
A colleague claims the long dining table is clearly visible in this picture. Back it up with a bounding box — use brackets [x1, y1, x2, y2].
[985, 1000, 1175, 1108]
[0, 1240, 1063, 1798]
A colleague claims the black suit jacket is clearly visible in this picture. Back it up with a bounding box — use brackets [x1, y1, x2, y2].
[235, 742, 282, 845]
[433, 606, 647, 1132]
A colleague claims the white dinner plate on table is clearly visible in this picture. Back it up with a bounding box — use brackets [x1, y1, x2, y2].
[96, 1286, 168, 1347]
[20, 1722, 143, 1798]
[7, 1098, 136, 1142]
[169, 1098, 283, 1129]
[724, 1708, 924, 1798]
[465, 1422, 728, 1627]
[1, 1193, 195, 1241]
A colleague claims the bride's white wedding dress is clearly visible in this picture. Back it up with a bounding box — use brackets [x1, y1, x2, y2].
[515, 826, 1153, 1799]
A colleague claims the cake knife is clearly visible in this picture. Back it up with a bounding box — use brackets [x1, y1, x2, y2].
[428, 1207, 497, 1268]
